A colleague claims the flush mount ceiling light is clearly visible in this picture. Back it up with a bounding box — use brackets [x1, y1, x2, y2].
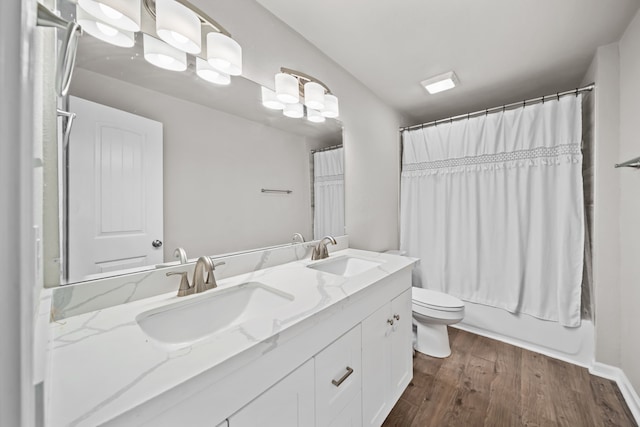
[267, 67, 339, 123]
[196, 57, 230, 85]
[421, 71, 459, 94]
[77, 0, 141, 31]
[76, 5, 135, 47]
[143, 33, 187, 71]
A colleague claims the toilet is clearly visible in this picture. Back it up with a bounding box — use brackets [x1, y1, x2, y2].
[412, 287, 465, 358]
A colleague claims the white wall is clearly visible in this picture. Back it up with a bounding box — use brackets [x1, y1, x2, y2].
[584, 9, 640, 396]
[618, 10, 640, 394]
[1, 0, 37, 425]
[581, 44, 622, 367]
[194, 0, 404, 251]
[71, 69, 319, 259]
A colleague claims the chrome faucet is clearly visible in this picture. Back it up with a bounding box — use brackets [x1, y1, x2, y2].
[166, 256, 226, 297]
[174, 247, 188, 264]
[311, 236, 337, 260]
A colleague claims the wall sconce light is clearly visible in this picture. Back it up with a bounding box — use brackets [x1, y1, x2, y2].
[75, 0, 242, 85]
[263, 68, 339, 124]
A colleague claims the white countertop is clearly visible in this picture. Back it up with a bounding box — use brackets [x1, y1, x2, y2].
[47, 249, 416, 427]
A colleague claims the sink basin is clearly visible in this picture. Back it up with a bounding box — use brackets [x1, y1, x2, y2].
[307, 255, 382, 277]
[136, 282, 294, 346]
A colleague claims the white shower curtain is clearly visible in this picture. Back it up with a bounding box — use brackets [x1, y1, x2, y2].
[313, 147, 345, 239]
[400, 95, 584, 327]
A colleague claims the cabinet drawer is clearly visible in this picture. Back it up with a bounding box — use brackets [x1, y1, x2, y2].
[315, 325, 362, 427]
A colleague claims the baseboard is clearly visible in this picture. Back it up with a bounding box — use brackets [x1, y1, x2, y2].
[590, 362, 640, 424]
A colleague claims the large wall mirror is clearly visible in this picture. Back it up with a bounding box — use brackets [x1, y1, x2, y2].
[43, 0, 344, 286]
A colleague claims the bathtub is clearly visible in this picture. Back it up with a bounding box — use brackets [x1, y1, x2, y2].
[453, 300, 594, 367]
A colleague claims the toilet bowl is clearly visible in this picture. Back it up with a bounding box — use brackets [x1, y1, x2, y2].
[412, 287, 465, 358]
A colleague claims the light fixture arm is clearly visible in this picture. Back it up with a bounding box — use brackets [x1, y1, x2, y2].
[142, 0, 232, 37]
[280, 67, 332, 95]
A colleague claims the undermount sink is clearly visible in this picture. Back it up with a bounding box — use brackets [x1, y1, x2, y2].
[307, 255, 382, 277]
[136, 282, 294, 346]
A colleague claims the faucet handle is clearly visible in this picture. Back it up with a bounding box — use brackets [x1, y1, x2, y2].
[167, 271, 192, 297]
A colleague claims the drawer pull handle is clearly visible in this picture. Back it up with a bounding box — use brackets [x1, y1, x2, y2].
[331, 366, 354, 387]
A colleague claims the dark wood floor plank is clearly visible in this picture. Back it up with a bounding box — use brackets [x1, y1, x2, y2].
[381, 398, 418, 427]
[589, 375, 639, 427]
[386, 329, 638, 427]
[443, 355, 495, 426]
[520, 348, 558, 426]
[546, 358, 597, 427]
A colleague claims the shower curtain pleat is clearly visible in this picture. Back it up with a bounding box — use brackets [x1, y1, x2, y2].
[400, 95, 584, 327]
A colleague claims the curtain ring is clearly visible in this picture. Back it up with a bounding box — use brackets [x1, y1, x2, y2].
[485, 109, 488, 116]
[557, 92, 560, 101]
[467, 112, 470, 120]
[503, 105, 506, 113]
[575, 88, 579, 97]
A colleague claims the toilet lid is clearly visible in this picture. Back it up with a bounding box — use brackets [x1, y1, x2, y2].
[412, 288, 464, 311]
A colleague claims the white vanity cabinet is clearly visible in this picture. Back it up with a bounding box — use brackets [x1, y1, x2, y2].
[228, 359, 315, 427]
[362, 288, 413, 426]
[315, 325, 362, 427]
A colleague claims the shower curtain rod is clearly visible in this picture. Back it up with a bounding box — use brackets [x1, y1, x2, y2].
[400, 83, 595, 132]
[311, 144, 343, 154]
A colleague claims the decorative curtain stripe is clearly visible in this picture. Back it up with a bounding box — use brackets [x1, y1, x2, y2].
[315, 173, 344, 183]
[403, 143, 581, 172]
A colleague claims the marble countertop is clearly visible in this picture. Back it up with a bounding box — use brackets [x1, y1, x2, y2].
[47, 249, 416, 426]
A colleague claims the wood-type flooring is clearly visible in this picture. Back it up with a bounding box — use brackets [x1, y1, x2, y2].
[383, 328, 637, 427]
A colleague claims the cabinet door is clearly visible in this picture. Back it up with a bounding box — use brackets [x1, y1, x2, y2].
[361, 303, 393, 427]
[328, 392, 362, 427]
[316, 325, 362, 427]
[390, 289, 413, 403]
[228, 359, 315, 427]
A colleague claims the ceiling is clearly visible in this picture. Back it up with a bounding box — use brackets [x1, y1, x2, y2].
[255, 0, 640, 125]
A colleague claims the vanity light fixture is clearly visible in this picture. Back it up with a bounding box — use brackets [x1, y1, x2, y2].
[275, 72, 300, 104]
[306, 108, 326, 123]
[207, 32, 242, 76]
[77, 0, 141, 32]
[143, 34, 187, 71]
[283, 102, 304, 119]
[267, 67, 340, 123]
[155, 0, 201, 54]
[321, 94, 340, 118]
[421, 71, 459, 94]
[76, 5, 135, 47]
[261, 87, 285, 110]
[303, 81, 325, 110]
[195, 57, 230, 85]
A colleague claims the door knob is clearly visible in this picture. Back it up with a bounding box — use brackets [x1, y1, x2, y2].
[152, 240, 163, 248]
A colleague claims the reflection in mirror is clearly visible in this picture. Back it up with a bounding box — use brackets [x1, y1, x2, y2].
[44, 0, 344, 286]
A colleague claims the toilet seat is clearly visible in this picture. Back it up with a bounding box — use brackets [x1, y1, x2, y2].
[412, 288, 464, 312]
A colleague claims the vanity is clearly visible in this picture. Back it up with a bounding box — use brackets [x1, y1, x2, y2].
[47, 248, 416, 426]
